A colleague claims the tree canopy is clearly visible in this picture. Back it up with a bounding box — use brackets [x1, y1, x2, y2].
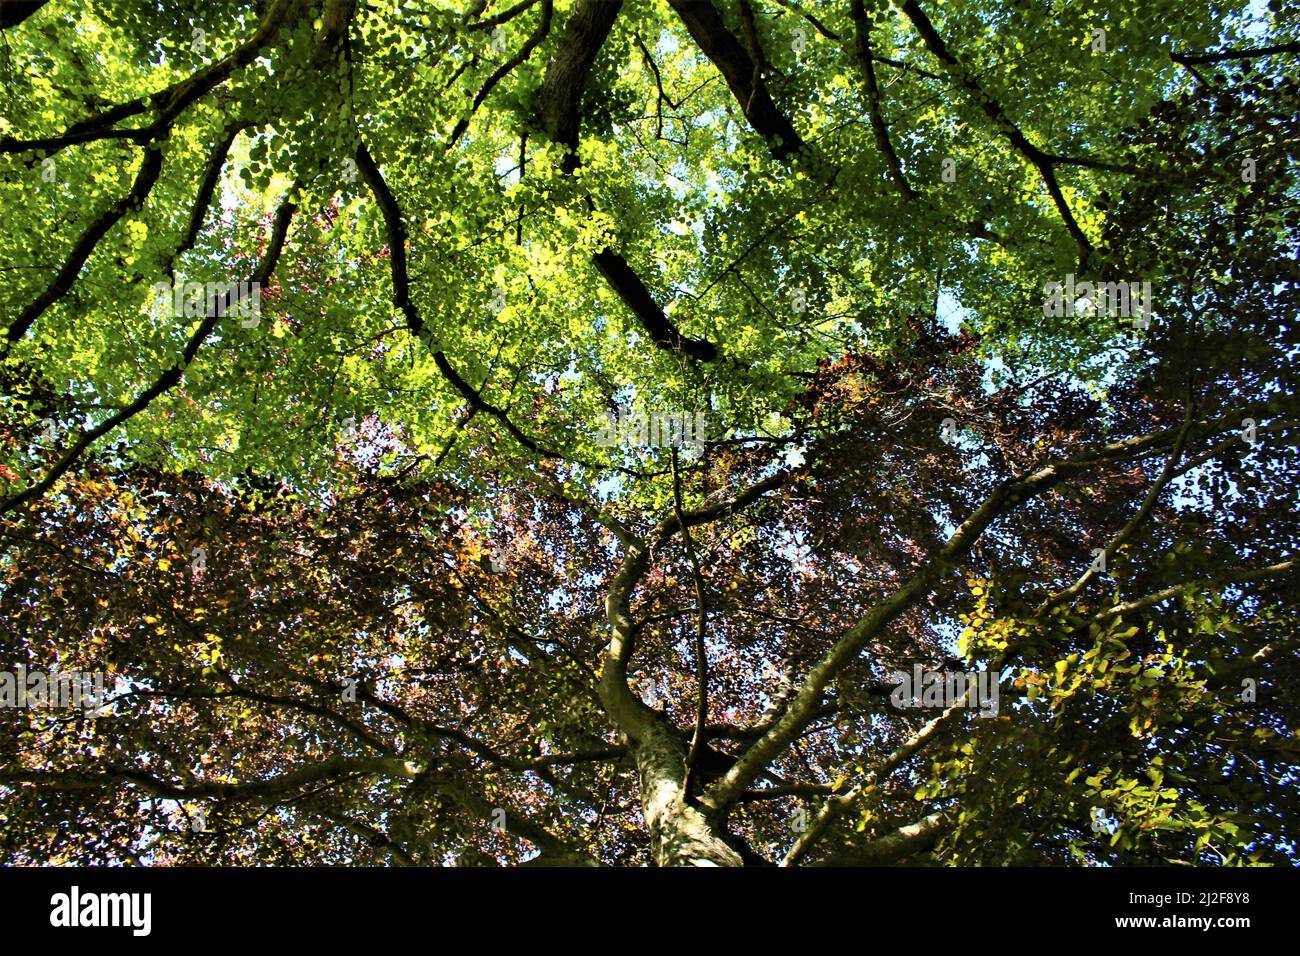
[1, 0, 1298, 866]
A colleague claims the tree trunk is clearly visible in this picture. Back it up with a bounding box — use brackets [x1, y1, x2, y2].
[632, 722, 742, 866]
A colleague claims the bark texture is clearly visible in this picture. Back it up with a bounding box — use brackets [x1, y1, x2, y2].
[632, 722, 743, 866]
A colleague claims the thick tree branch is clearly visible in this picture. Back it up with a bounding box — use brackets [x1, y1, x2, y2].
[0, 0, 46, 30]
[601, 472, 785, 744]
[313, 809, 417, 865]
[532, 0, 721, 362]
[591, 251, 719, 361]
[7, 119, 243, 347]
[673, 451, 712, 796]
[787, 554, 1295, 864]
[161, 123, 251, 281]
[814, 812, 948, 866]
[438, 777, 600, 865]
[667, 0, 805, 160]
[783, 702, 965, 864]
[537, 0, 622, 165]
[1171, 42, 1300, 64]
[464, 0, 540, 32]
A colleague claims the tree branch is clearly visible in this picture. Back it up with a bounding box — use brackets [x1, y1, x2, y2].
[673, 451, 712, 796]
[601, 472, 785, 744]
[5, 145, 165, 343]
[850, 0, 917, 200]
[448, 0, 553, 147]
[813, 812, 948, 866]
[702, 406, 1266, 816]
[0, 0, 294, 157]
[0, 756, 422, 801]
[667, 0, 806, 160]
[533, 0, 722, 362]
[0, 194, 297, 516]
[0, 1, 46, 31]
[892, 0, 1096, 263]
[1170, 42, 1300, 64]
[354, 138, 558, 457]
